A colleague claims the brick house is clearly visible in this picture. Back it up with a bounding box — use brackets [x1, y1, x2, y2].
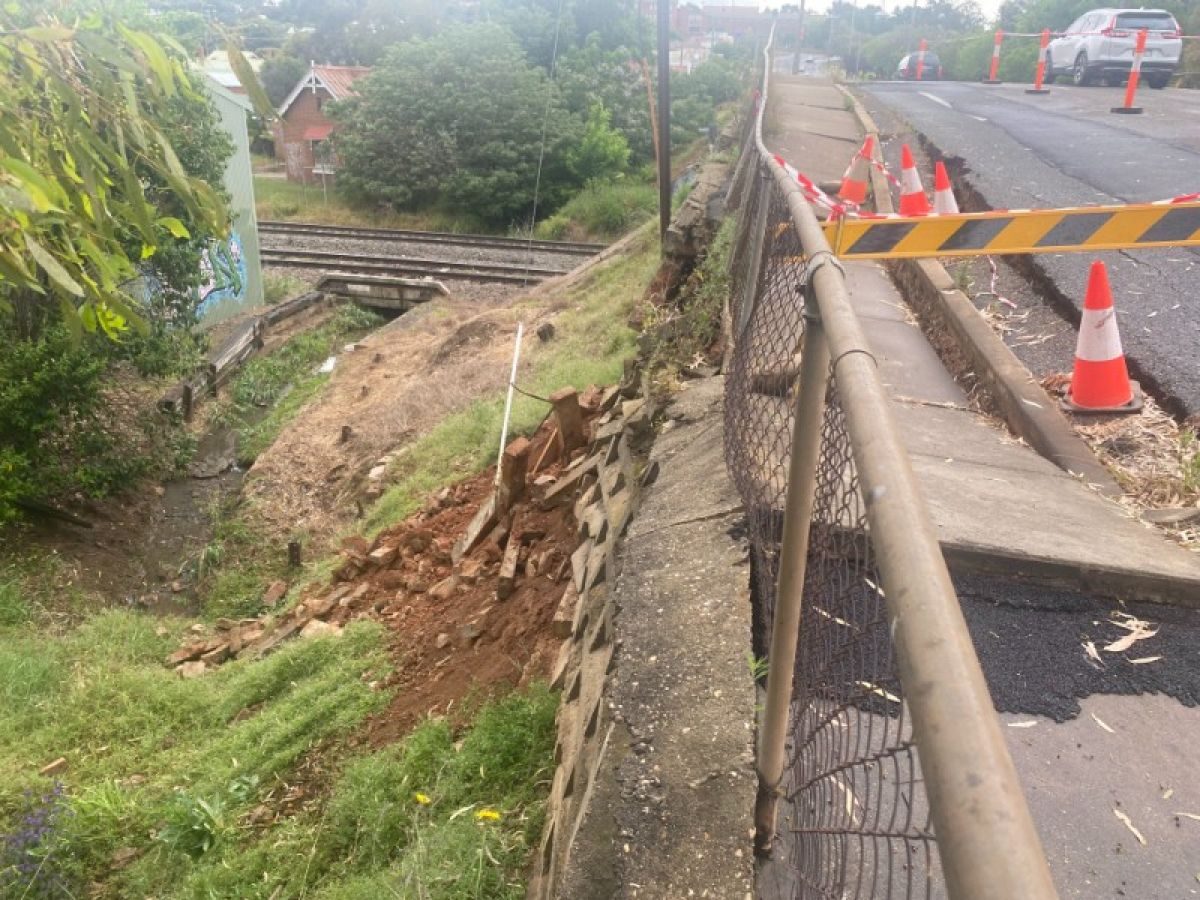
[273, 64, 371, 183]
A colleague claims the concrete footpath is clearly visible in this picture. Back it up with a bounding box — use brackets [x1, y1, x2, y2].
[768, 76, 1200, 898]
[557, 376, 757, 899]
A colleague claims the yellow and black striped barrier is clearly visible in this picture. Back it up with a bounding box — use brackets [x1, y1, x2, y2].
[823, 202, 1200, 259]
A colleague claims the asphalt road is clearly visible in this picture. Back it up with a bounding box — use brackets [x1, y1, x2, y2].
[859, 80, 1200, 419]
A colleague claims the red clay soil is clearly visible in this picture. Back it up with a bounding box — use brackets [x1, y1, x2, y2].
[353, 464, 575, 746]
[165, 400, 597, 746]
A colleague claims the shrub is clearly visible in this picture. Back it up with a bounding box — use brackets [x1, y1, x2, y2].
[534, 180, 656, 241]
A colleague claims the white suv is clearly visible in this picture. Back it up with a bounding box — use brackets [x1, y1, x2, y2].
[1046, 8, 1182, 88]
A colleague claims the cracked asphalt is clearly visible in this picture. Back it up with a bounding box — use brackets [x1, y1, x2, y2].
[858, 80, 1200, 419]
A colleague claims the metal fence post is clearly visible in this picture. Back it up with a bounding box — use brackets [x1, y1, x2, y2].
[753, 274, 832, 856]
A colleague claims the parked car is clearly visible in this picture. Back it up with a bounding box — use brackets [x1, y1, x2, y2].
[896, 51, 944, 80]
[1046, 8, 1181, 88]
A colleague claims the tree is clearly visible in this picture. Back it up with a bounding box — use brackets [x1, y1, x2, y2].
[0, 3, 227, 339]
[0, 2, 232, 520]
[333, 24, 583, 227]
[567, 104, 630, 184]
[556, 40, 653, 164]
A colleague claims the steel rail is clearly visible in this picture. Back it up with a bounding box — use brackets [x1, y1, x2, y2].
[260, 252, 565, 285]
[261, 247, 568, 277]
[749, 29, 1059, 900]
[258, 220, 604, 256]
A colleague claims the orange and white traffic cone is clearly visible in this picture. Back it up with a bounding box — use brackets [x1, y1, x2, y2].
[898, 144, 931, 216]
[931, 161, 959, 214]
[1063, 260, 1142, 414]
[838, 136, 873, 205]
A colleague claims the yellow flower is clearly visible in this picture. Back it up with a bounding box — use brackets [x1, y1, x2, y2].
[474, 808, 501, 822]
[414, 792, 432, 806]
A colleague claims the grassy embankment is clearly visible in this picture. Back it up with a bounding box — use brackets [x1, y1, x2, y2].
[0, 229, 660, 899]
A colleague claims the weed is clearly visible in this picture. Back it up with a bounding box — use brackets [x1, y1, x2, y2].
[157, 792, 228, 860]
[0, 781, 75, 899]
[748, 652, 769, 682]
[1182, 429, 1200, 493]
[263, 272, 309, 306]
[0, 576, 30, 628]
[536, 179, 656, 242]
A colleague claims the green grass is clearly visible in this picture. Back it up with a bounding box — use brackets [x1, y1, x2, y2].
[0, 610, 390, 896]
[255, 177, 486, 233]
[535, 179, 657, 242]
[216, 303, 383, 469]
[0, 593, 557, 898]
[263, 271, 309, 305]
[365, 227, 658, 535]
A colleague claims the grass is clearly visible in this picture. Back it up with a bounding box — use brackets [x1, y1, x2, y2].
[535, 179, 657, 242]
[214, 303, 383, 469]
[263, 271, 309, 305]
[255, 177, 485, 233]
[364, 226, 658, 535]
[0, 590, 556, 898]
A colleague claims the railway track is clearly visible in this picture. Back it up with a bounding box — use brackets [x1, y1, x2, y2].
[260, 248, 569, 285]
[258, 220, 605, 257]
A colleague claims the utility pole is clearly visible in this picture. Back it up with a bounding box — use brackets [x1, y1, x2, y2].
[656, 0, 671, 244]
[792, 0, 807, 74]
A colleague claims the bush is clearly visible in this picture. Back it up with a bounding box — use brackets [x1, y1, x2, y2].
[534, 180, 656, 241]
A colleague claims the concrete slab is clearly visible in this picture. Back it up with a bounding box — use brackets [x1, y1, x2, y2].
[862, 315, 968, 407]
[766, 78, 863, 182]
[892, 403, 1074, 478]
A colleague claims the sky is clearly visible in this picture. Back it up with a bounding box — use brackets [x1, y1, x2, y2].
[757, 0, 1006, 24]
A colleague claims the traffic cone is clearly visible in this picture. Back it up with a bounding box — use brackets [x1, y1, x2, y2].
[1063, 261, 1142, 414]
[898, 144, 931, 216]
[838, 136, 873, 205]
[932, 161, 959, 215]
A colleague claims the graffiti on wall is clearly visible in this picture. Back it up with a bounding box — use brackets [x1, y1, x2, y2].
[196, 230, 248, 318]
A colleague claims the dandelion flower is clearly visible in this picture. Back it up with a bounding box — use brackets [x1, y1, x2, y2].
[414, 792, 432, 806]
[475, 808, 501, 822]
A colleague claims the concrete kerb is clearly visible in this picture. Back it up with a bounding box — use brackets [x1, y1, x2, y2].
[835, 85, 1122, 499]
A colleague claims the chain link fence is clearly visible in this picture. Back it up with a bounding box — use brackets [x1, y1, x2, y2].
[722, 32, 1057, 900]
[725, 141, 939, 900]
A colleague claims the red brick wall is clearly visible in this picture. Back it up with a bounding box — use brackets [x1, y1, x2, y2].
[276, 86, 335, 184]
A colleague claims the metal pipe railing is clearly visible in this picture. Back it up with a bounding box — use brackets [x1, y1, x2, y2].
[747, 27, 1059, 900]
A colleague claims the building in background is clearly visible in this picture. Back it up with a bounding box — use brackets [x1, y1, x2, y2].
[200, 75, 264, 322]
[273, 64, 371, 184]
[201, 49, 265, 96]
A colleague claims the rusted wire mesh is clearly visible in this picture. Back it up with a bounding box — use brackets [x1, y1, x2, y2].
[724, 155, 942, 898]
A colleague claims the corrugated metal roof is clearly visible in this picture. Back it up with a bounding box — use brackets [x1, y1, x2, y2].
[313, 66, 371, 100]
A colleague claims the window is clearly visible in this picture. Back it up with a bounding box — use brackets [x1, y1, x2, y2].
[1114, 12, 1178, 31]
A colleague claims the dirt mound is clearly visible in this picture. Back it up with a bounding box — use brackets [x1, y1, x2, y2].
[242, 295, 558, 550]
[168, 403, 599, 743]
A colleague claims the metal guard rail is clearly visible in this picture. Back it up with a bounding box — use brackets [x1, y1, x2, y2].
[725, 26, 1059, 900]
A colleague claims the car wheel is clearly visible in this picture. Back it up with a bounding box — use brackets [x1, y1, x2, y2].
[1147, 75, 1169, 89]
[1044, 50, 1056, 83]
[1073, 52, 1092, 86]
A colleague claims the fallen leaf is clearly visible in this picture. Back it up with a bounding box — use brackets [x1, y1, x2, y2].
[1091, 713, 1115, 734]
[1163, 788, 1175, 801]
[855, 681, 901, 704]
[1007, 720, 1039, 728]
[1114, 809, 1146, 845]
[1103, 618, 1159, 653]
[1129, 656, 1162, 665]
